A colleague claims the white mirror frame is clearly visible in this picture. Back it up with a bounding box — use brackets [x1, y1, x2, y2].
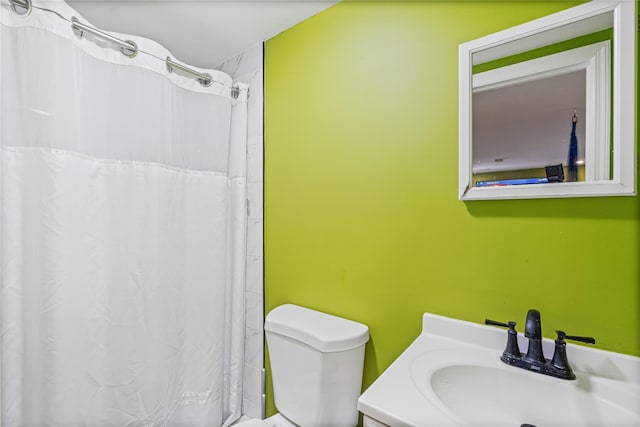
[459, 0, 636, 200]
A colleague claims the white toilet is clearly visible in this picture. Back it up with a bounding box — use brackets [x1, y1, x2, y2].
[236, 304, 369, 427]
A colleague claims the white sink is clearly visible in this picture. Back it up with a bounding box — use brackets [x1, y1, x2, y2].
[358, 313, 640, 426]
[429, 364, 637, 426]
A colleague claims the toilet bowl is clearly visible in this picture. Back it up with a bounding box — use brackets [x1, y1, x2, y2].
[235, 304, 369, 427]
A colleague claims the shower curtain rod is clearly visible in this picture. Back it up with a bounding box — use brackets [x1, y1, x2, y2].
[8, 0, 217, 89]
[70, 17, 214, 87]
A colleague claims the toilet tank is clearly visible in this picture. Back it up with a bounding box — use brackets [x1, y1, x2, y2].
[265, 304, 369, 427]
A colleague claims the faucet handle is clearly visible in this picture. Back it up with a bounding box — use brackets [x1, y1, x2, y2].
[555, 330, 596, 345]
[551, 331, 596, 379]
[485, 319, 516, 329]
[485, 319, 521, 361]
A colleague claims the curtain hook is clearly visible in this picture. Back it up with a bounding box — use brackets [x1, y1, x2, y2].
[572, 108, 578, 123]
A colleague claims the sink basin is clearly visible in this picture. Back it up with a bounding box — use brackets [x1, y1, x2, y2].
[430, 364, 638, 426]
[358, 313, 640, 427]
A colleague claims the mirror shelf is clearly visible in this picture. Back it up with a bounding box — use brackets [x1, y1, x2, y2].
[458, 0, 635, 201]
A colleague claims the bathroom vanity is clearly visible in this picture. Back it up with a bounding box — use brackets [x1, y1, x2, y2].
[357, 313, 640, 426]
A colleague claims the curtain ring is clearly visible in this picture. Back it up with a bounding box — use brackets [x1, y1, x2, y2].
[198, 74, 213, 87]
[10, 0, 32, 16]
[120, 41, 138, 58]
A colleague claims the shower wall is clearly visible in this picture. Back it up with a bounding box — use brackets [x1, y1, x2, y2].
[218, 43, 265, 419]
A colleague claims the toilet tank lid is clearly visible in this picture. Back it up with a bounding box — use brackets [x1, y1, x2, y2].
[265, 304, 369, 353]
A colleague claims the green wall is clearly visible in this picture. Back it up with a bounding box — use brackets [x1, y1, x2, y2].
[264, 0, 638, 418]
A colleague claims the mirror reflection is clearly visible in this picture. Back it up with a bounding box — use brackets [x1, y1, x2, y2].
[472, 69, 587, 187]
[470, 17, 612, 188]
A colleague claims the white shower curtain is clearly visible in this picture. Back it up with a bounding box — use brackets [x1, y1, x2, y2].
[0, 1, 248, 425]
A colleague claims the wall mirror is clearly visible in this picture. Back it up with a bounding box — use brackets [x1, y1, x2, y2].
[459, 0, 635, 200]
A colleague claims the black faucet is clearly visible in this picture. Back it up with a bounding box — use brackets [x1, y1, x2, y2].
[485, 309, 595, 380]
